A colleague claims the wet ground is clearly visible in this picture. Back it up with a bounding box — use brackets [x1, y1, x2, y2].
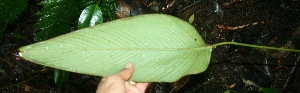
[1, 0, 300, 93]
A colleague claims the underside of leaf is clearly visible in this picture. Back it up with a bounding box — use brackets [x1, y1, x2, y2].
[19, 14, 212, 82]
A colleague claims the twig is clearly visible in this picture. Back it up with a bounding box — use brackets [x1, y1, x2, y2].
[178, 0, 203, 13]
[0, 56, 16, 68]
[283, 55, 300, 89]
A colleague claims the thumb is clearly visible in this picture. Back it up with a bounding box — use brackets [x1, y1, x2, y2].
[117, 63, 134, 80]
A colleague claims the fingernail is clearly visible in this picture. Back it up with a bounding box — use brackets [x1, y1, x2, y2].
[125, 63, 133, 68]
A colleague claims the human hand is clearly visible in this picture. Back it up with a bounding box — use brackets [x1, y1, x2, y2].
[96, 63, 149, 93]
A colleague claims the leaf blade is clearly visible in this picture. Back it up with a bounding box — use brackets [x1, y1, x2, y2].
[19, 14, 212, 82]
[54, 69, 70, 87]
[78, 4, 103, 29]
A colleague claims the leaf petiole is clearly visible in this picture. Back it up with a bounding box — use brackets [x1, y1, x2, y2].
[211, 42, 300, 52]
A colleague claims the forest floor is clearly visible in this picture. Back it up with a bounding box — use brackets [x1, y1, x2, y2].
[1, 0, 300, 93]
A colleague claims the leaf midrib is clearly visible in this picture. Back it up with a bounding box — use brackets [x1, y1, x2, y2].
[24, 47, 211, 51]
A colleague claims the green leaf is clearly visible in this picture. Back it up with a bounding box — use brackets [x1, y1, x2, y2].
[19, 14, 212, 82]
[54, 69, 70, 87]
[224, 90, 231, 93]
[188, 14, 194, 24]
[259, 87, 281, 93]
[34, 0, 80, 42]
[78, 4, 103, 29]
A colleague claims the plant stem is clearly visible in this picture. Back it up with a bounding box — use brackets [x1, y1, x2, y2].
[211, 42, 300, 52]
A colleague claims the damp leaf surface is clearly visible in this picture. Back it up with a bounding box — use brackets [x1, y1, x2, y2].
[78, 4, 103, 29]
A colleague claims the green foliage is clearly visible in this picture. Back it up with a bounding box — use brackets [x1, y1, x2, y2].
[19, 14, 212, 82]
[0, 0, 27, 24]
[259, 87, 281, 93]
[78, 4, 103, 29]
[80, 0, 98, 8]
[188, 14, 194, 24]
[54, 69, 70, 87]
[99, 0, 116, 20]
[34, 0, 80, 42]
[34, 0, 116, 42]
[224, 90, 231, 93]
[0, 0, 27, 41]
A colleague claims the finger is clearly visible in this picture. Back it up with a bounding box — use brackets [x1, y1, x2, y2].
[99, 77, 106, 84]
[136, 83, 150, 92]
[116, 63, 134, 80]
[125, 82, 143, 93]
